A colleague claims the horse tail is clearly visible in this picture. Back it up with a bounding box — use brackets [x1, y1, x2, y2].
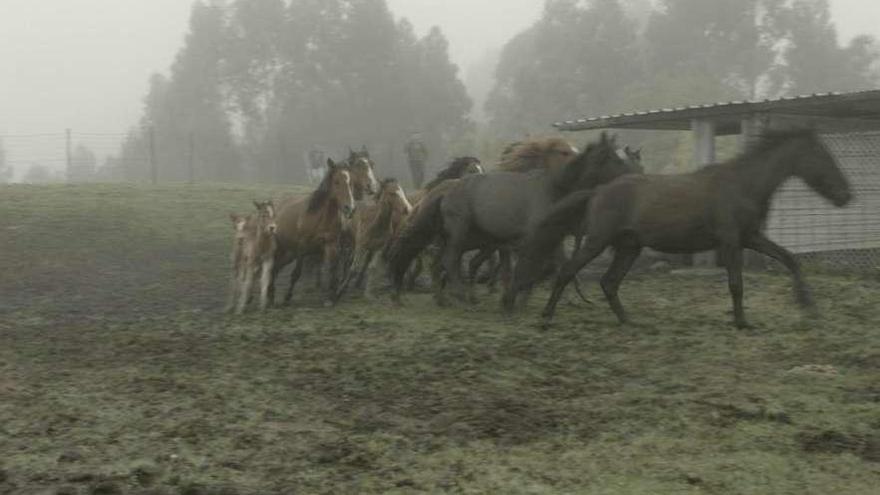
[387, 187, 446, 291]
[514, 188, 596, 291]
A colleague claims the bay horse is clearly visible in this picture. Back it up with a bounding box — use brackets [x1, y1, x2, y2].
[335, 178, 413, 300]
[270, 159, 356, 307]
[389, 133, 640, 305]
[302, 146, 379, 290]
[343, 146, 380, 201]
[226, 201, 277, 314]
[515, 129, 852, 328]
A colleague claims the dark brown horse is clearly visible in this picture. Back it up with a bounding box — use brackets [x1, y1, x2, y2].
[389, 133, 640, 305]
[513, 130, 852, 328]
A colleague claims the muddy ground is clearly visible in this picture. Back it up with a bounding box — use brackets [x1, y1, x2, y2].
[1, 184, 879, 494]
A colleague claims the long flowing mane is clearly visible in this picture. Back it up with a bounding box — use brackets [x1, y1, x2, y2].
[424, 156, 481, 191]
[307, 165, 337, 213]
[497, 137, 575, 172]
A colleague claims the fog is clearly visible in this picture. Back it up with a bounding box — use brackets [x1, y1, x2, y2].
[1, 0, 879, 181]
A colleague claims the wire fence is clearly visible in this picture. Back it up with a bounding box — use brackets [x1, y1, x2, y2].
[765, 131, 880, 271]
[0, 129, 151, 183]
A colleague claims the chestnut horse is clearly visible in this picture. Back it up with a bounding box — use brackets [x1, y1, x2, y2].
[270, 159, 356, 306]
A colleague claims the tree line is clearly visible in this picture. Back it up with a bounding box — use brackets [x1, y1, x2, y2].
[97, 0, 879, 183]
[487, 0, 880, 171]
[106, 0, 470, 184]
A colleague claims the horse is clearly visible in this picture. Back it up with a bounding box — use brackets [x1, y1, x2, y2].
[514, 129, 852, 328]
[469, 144, 645, 289]
[226, 201, 278, 314]
[399, 156, 485, 290]
[343, 146, 380, 201]
[388, 133, 639, 306]
[269, 159, 356, 307]
[335, 178, 413, 300]
[301, 146, 380, 290]
[409, 156, 484, 206]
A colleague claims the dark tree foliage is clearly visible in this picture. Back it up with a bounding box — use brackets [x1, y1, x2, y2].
[114, 0, 471, 183]
[486, 0, 880, 166]
[486, 0, 641, 138]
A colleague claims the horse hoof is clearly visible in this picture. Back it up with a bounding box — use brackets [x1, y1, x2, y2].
[734, 320, 754, 330]
[323, 300, 335, 308]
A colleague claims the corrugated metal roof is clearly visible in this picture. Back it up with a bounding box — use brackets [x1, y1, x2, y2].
[553, 89, 880, 133]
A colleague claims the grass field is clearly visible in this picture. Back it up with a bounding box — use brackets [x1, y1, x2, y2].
[1, 184, 880, 494]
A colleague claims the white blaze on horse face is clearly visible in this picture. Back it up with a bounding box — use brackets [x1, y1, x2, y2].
[342, 171, 355, 215]
[361, 158, 379, 194]
[394, 184, 413, 213]
[474, 163, 485, 174]
[616, 149, 628, 161]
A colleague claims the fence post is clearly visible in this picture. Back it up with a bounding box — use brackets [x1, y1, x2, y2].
[148, 126, 157, 185]
[65, 128, 72, 183]
[187, 132, 195, 184]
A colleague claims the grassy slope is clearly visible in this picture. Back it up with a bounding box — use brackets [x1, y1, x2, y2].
[1, 184, 879, 494]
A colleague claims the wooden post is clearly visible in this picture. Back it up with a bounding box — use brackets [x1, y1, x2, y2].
[65, 128, 72, 183]
[187, 132, 195, 184]
[691, 119, 717, 267]
[148, 126, 157, 185]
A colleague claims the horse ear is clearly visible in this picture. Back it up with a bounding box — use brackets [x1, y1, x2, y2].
[230, 213, 240, 223]
[253, 200, 262, 210]
[326, 158, 336, 169]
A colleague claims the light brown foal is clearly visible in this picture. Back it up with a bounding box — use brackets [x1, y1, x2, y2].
[227, 201, 278, 314]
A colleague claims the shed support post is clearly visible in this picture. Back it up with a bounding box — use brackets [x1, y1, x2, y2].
[691, 119, 717, 267]
[740, 115, 770, 269]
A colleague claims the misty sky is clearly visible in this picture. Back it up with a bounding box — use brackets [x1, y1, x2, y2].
[2, 0, 879, 174]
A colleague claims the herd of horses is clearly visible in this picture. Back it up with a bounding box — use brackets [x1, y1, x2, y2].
[228, 130, 852, 328]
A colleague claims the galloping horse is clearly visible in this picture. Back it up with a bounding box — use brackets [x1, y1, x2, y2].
[342, 146, 380, 201]
[389, 133, 640, 306]
[270, 159, 356, 306]
[335, 179, 413, 300]
[514, 130, 852, 328]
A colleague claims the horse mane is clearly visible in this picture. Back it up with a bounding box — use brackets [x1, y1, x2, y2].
[424, 157, 481, 190]
[728, 129, 819, 167]
[497, 138, 573, 172]
[307, 166, 335, 213]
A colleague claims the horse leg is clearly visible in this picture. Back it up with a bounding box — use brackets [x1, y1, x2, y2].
[259, 258, 274, 312]
[225, 257, 241, 313]
[542, 240, 607, 321]
[236, 260, 255, 315]
[722, 246, 749, 328]
[363, 250, 383, 299]
[323, 243, 340, 306]
[405, 256, 423, 290]
[284, 257, 304, 305]
[600, 244, 642, 324]
[744, 233, 816, 313]
[468, 248, 494, 285]
[442, 230, 469, 304]
[355, 250, 375, 291]
[430, 248, 449, 306]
